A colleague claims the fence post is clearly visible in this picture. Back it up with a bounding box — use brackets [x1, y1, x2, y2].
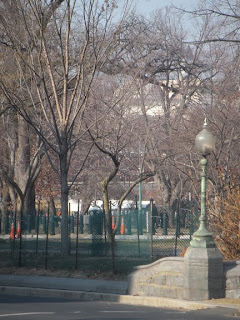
[27, 215, 31, 234]
[126, 210, 132, 235]
[176, 212, 180, 237]
[150, 199, 154, 261]
[42, 214, 47, 234]
[138, 209, 143, 235]
[75, 200, 80, 269]
[116, 213, 121, 235]
[44, 204, 50, 270]
[35, 215, 39, 233]
[50, 215, 55, 235]
[71, 214, 74, 234]
[79, 214, 83, 234]
[162, 212, 168, 235]
[35, 205, 40, 253]
[135, 197, 141, 257]
[4, 215, 9, 234]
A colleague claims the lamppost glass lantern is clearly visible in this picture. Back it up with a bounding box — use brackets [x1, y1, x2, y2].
[190, 118, 216, 248]
[195, 119, 215, 156]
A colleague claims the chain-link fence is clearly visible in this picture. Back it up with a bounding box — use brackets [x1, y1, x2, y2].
[0, 201, 200, 272]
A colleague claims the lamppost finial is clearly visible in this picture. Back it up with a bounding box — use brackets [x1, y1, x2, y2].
[203, 118, 208, 127]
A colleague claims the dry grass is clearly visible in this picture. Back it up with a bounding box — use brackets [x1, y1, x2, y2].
[0, 265, 128, 280]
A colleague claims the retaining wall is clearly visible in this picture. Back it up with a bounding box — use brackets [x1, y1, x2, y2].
[128, 256, 240, 300]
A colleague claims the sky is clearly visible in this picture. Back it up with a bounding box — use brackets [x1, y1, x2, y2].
[135, 0, 196, 16]
[131, 0, 200, 38]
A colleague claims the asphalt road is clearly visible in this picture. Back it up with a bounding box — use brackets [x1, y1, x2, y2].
[0, 294, 238, 320]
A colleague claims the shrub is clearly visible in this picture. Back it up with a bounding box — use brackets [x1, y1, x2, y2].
[209, 184, 240, 260]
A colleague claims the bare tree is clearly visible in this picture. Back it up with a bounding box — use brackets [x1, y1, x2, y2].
[85, 73, 155, 270]
[0, 0, 130, 255]
[0, 6, 44, 222]
[112, 9, 215, 215]
[188, 0, 240, 45]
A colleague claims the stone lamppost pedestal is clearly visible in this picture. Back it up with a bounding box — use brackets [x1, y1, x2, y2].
[184, 246, 224, 301]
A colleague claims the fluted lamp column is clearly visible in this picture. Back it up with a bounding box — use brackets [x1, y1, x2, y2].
[190, 119, 216, 248]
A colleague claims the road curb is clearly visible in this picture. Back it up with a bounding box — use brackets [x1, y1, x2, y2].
[0, 286, 219, 311]
[0, 275, 127, 295]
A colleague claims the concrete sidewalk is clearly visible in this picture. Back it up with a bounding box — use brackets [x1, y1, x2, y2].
[0, 275, 240, 312]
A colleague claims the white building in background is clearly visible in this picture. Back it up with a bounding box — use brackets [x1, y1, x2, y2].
[68, 198, 152, 213]
[68, 199, 82, 212]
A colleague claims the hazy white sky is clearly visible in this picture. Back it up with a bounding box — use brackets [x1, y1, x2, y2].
[135, 0, 197, 16]
[131, 0, 200, 37]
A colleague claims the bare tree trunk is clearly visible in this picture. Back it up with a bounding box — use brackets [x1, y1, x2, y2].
[15, 115, 31, 216]
[59, 144, 69, 256]
[101, 180, 111, 236]
[23, 186, 36, 221]
[101, 166, 119, 274]
[0, 182, 10, 234]
[49, 195, 56, 216]
[101, 179, 116, 272]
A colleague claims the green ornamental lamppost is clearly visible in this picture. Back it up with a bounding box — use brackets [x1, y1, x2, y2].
[190, 119, 216, 248]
